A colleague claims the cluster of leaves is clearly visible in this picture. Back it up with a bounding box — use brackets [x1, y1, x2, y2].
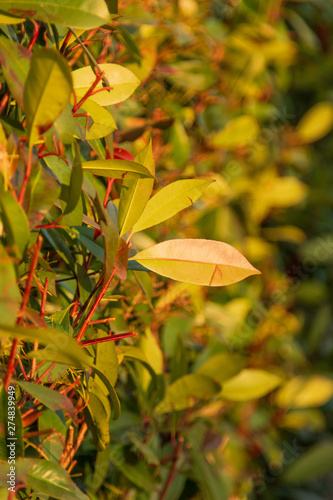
[0, 0, 333, 500]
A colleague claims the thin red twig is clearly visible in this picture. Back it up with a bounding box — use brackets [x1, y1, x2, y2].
[79, 332, 137, 346]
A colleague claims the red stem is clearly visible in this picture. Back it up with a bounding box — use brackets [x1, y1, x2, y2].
[73, 71, 105, 113]
[76, 269, 116, 342]
[18, 147, 32, 205]
[60, 30, 72, 54]
[89, 317, 115, 325]
[103, 178, 114, 208]
[79, 332, 136, 346]
[159, 437, 184, 500]
[4, 235, 43, 390]
[28, 20, 40, 51]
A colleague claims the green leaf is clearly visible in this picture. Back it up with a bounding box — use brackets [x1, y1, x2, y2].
[109, 445, 156, 492]
[118, 345, 155, 377]
[220, 369, 283, 401]
[85, 377, 111, 450]
[0, 324, 92, 368]
[127, 432, 159, 466]
[17, 381, 78, 426]
[0, 387, 24, 460]
[155, 374, 220, 414]
[39, 409, 66, 462]
[283, 441, 333, 484]
[0, 245, 20, 326]
[63, 146, 83, 215]
[24, 161, 61, 229]
[27, 459, 89, 499]
[131, 179, 213, 234]
[95, 332, 118, 387]
[0, 191, 29, 259]
[72, 63, 140, 106]
[196, 353, 246, 384]
[118, 139, 155, 236]
[0, 0, 111, 29]
[0, 35, 31, 109]
[82, 158, 154, 180]
[24, 48, 72, 146]
[130, 239, 261, 286]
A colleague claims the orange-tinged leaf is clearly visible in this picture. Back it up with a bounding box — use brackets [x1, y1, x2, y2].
[129, 239, 261, 286]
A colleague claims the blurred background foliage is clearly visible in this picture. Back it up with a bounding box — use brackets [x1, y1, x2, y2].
[93, 0, 333, 499]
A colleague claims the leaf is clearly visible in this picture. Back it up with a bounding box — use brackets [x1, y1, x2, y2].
[196, 353, 246, 384]
[0, 35, 31, 109]
[63, 147, 83, 215]
[17, 381, 78, 426]
[82, 159, 154, 180]
[95, 332, 118, 387]
[210, 115, 259, 150]
[78, 99, 117, 140]
[23, 48, 72, 146]
[27, 459, 89, 499]
[109, 445, 156, 492]
[274, 376, 333, 408]
[24, 161, 61, 229]
[283, 441, 333, 484]
[155, 374, 220, 414]
[118, 139, 155, 236]
[0, 0, 111, 29]
[0, 191, 29, 259]
[85, 377, 111, 450]
[39, 409, 66, 462]
[0, 245, 20, 326]
[118, 345, 155, 377]
[131, 179, 213, 235]
[220, 369, 283, 401]
[130, 239, 261, 286]
[296, 102, 333, 144]
[72, 63, 140, 106]
[0, 324, 92, 368]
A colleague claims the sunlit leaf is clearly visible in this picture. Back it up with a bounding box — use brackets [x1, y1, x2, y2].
[274, 376, 333, 408]
[0, 191, 29, 259]
[210, 115, 259, 150]
[156, 374, 219, 414]
[24, 48, 72, 145]
[0, 0, 111, 29]
[0, 246, 20, 326]
[131, 179, 214, 234]
[220, 369, 283, 401]
[82, 158, 154, 179]
[72, 63, 140, 106]
[296, 102, 333, 144]
[0, 35, 31, 109]
[130, 239, 261, 286]
[196, 353, 245, 384]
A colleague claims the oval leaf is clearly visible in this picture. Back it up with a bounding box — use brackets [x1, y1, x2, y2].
[131, 178, 213, 235]
[296, 102, 333, 144]
[72, 63, 140, 106]
[130, 239, 261, 286]
[24, 48, 72, 145]
[220, 369, 283, 401]
[155, 374, 220, 414]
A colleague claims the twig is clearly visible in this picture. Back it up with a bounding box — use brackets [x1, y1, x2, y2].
[159, 437, 184, 500]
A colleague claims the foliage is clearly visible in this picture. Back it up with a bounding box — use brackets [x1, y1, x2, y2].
[0, 1, 333, 499]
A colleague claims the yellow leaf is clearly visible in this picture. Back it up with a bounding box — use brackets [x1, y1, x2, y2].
[221, 369, 283, 401]
[72, 63, 140, 106]
[130, 239, 261, 286]
[297, 102, 333, 144]
[211, 115, 259, 150]
[274, 376, 333, 408]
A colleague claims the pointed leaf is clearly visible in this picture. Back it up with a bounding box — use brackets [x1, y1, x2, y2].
[155, 374, 220, 414]
[63, 147, 83, 215]
[24, 48, 72, 145]
[0, 0, 110, 29]
[0, 35, 31, 109]
[82, 158, 154, 179]
[17, 381, 78, 426]
[130, 239, 261, 286]
[283, 441, 333, 485]
[0, 191, 29, 259]
[131, 179, 213, 234]
[0, 246, 20, 326]
[72, 63, 140, 106]
[80, 99, 117, 140]
[118, 139, 155, 236]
